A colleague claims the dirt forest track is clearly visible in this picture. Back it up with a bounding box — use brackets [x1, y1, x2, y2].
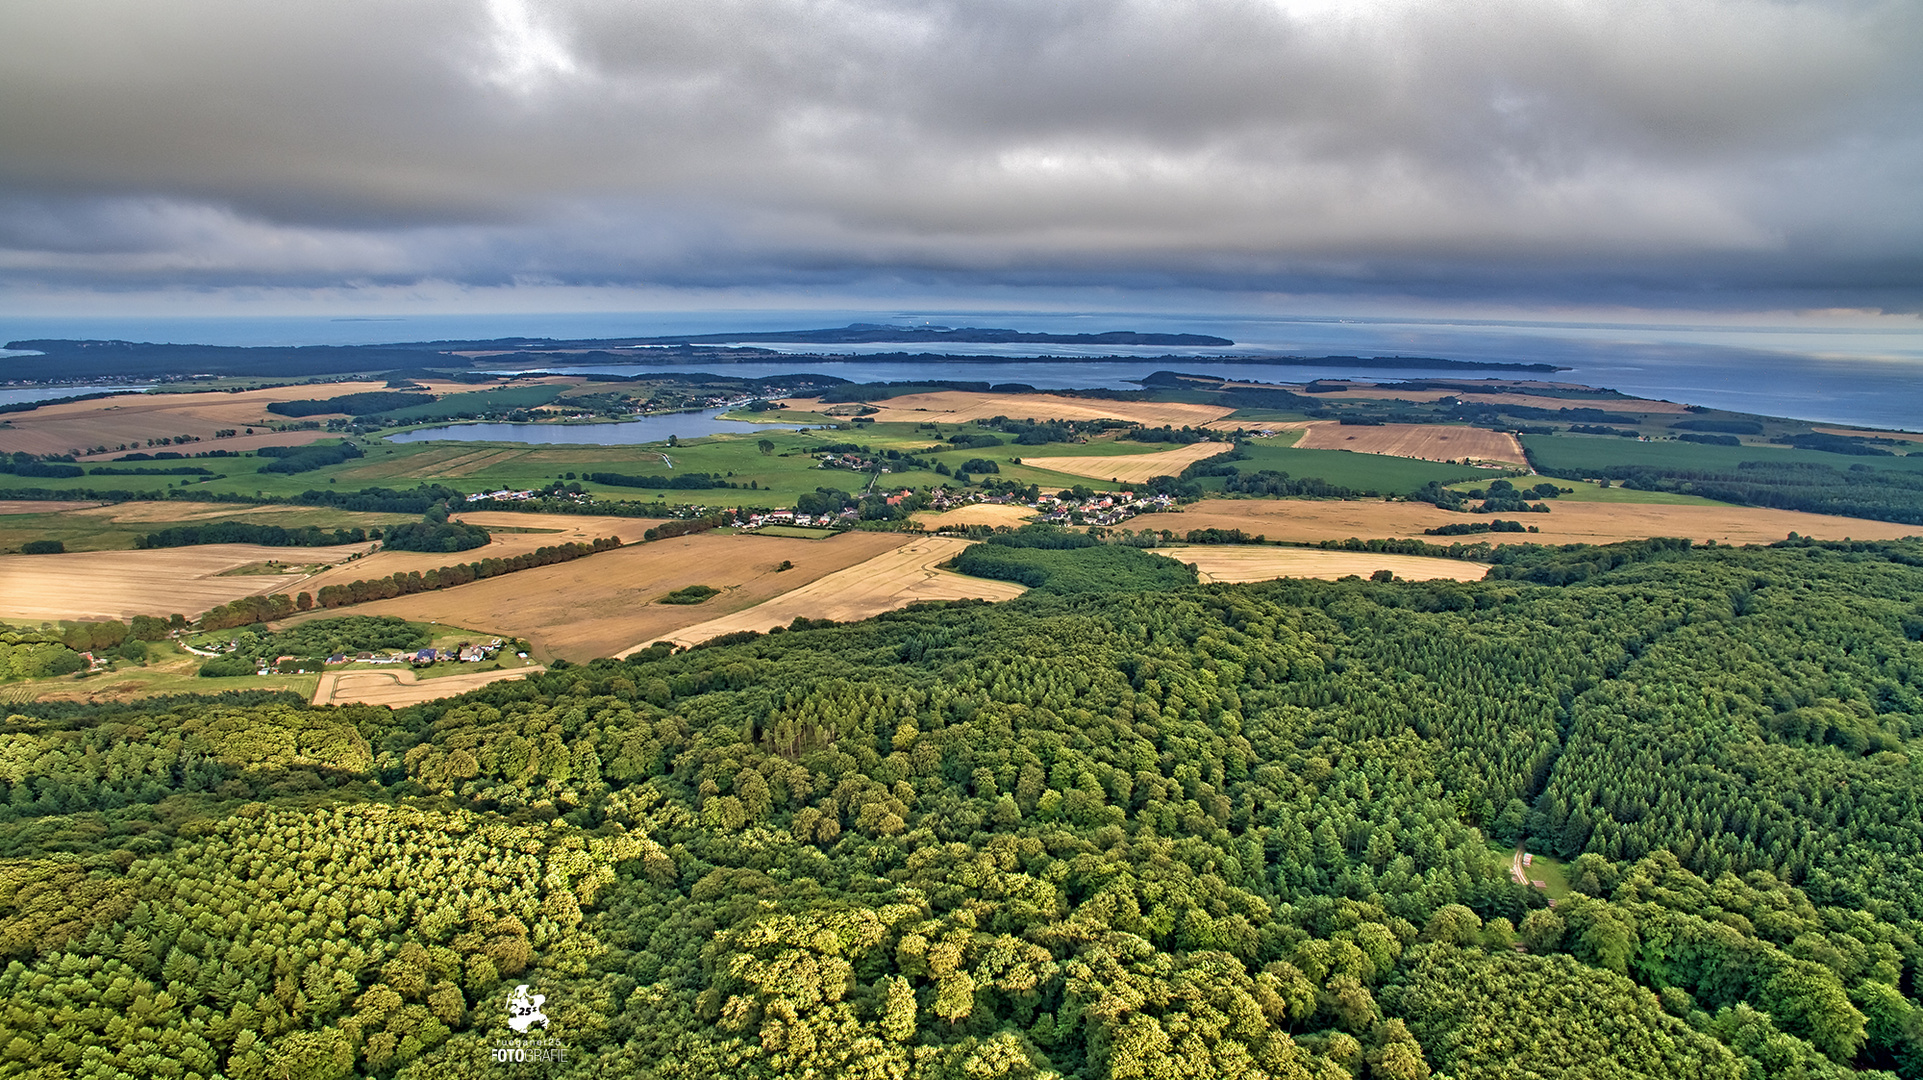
[311, 665, 546, 707]
[1292, 422, 1528, 466]
[1165, 545, 1490, 583]
[297, 529, 917, 661]
[0, 378, 503, 459]
[618, 536, 1027, 653]
[790, 390, 1233, 428]
[0, 543, 366, 622]
[1127, 497, 1922, 546]
[1020, 442, 1235, 485]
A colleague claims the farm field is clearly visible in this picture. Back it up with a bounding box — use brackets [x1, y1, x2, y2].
[912, 503, 1036, 529]
[1019, 442, 1232, 484]
[311, 664, 545, 707]
[1215, 441, 1502, 493]
[1294, 422, 1527, 466]
[1521, 432, 1923, 475]
[802, 390, 1233, 427]
[304, 529, 914, 660]
[623, 536, 1027, 652]
[0, 378, 491, 459]
[1127, 496, 1921, 546]
[0, 542, 367, 622]
[1165, 545, 1489, 583]
[289, 513, 658, 597]
[0, 500, 417, 554]
[0, 640, 323, 704]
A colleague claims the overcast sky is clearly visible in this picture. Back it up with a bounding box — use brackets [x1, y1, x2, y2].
[1, 0, 1919, 318]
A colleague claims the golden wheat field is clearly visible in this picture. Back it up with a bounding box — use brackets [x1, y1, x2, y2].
[0, 379, 498, 459]
[0, 543, 366, 622]
[299, 530, 916, 660]
[311, 665, 546, 707]
[287, 513, 661, 597]
[911, 503, 1037, 529]
[1163, 545, 1489, 583]
[622, 535, 1026, 652]
[1292, 422, 1527, 465]
[788, 390, 1232, 427]
[1019, 442, 1234, 485]
[1127, 497, 1921, 547]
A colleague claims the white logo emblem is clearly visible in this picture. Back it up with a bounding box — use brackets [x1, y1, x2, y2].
[506, 985, 550, 1034]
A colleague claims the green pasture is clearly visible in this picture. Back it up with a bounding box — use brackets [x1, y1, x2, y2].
[0, 504, 413, 554]
[1209, 441, 1503, 494]
[1521, 433, 1923, 476]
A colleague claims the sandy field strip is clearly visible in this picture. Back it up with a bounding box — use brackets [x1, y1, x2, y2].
[1019, 442, 1234, 485]
[0, 379, 494, 459]
[65, 502, 335, 523]
[0, 543, 365, 622]
[290, 514, 660, 596]
[1812, 426, 1923, 443]
[911, 504, 1037, 529]
[0, 500, 101, 515]
[297, 530, 915, 661]
[1294, 423, 1527, 466]
[1127, 497, 1921, 547]
[312, 665, 546, 707]
[1165, 545, 1489, 583]
[623, 536, 1027, 652]
[789, 391, 1233, 427]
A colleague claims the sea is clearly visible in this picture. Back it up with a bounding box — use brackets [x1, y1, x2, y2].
[3, 311, 1919, 431]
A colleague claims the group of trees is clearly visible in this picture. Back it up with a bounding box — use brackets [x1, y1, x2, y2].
[312, 537, 620, 609]
[256, 442, 364, 475]
[0, 539, 1920, 1078]
[378, 518, 489, 553]
[136, 522, 374, 549]
[266, 391, 437, 417]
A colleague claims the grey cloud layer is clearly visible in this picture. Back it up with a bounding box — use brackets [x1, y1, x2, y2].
[1, 0, 1917, 305]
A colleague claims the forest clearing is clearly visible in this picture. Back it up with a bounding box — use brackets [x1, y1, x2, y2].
[1128, 496, 1919, 546]
[0, 378, 488, 459]
[308, 529, 914, 660]
[1019, 442, 1235, 484]
[620, 535, 1026, 652]
[1292, 422, 1528, 466]
[0, 542, 363, 622]
[793, 390, 1233, 427]
[1166, 544, 1490, 582]
[311, 663, 545, 707]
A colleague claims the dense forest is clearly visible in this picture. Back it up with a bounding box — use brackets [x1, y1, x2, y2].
[1, 539, 1921, 1079]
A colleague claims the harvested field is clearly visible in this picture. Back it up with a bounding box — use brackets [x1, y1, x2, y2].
[1813, 425, 1923, 444]
[290, 514, 659, 597]
[0, 379, 492, 459]
[627, 536, 1025, 651]
[1166, 545, 1488, 583]
[912, 504, 1036, 529]
[312, 665, 545, 708]
[0, 500, 99, 515]
[302, 530, 914, 661]
[66, 502, 323, 523]
[791, 391, 1232, 427]
[1294, 423, 1527, 466]
[1127, 497, 1921, 547]
[0, 543, 365, 622]
[1020, 442, 1233, 485]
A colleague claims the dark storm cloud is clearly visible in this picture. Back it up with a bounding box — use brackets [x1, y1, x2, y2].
[0, 0, 1917, 307]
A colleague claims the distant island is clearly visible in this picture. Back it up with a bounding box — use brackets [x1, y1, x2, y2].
[4, 327, 1566, 381]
